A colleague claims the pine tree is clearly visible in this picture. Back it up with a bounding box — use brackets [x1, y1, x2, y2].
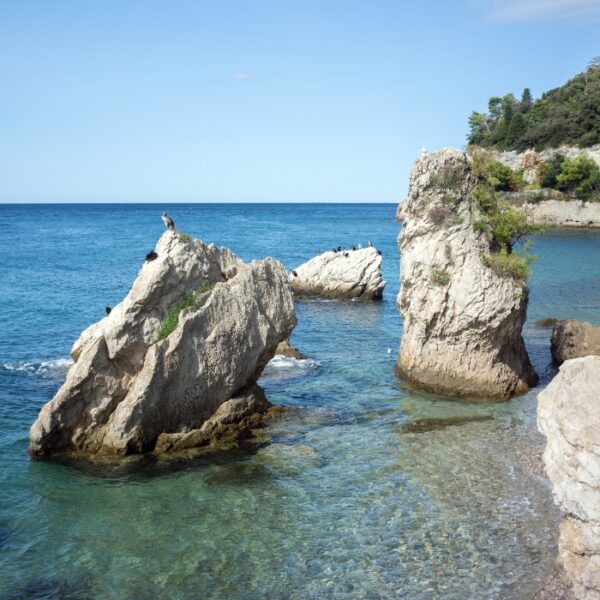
[520, 88, 532, 112]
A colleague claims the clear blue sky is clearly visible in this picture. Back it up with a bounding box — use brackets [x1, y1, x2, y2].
[1, 0, 599, 203]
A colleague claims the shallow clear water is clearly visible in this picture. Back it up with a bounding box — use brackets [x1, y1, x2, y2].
[1, 204, 599, 599]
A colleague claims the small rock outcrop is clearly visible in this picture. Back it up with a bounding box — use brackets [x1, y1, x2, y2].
[30, 231, 296, 457]
[538, 356, 600, 600]
[275, 339, 307, 360]
[289, 248, 385, 300]
[551, 320, 600, 365]
[396, 149, 537, 398]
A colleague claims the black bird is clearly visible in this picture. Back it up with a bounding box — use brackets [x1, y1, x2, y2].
[377, 249, 382, 256]
[352, 245, 356, 251]
[332, 248, 337, 253]
[292, 270, 298, 277]
[145, 251, 158, 262]
[337, 246, 342, 252]
[161, 211, 175, 230]
[344, 252, 349, 257]
[317, 249, 321, 255]
[105, 305, 112, 315]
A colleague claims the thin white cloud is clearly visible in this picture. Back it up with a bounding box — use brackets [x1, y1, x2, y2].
[478, 0, 600, 23]
[233, 72, 251, 80]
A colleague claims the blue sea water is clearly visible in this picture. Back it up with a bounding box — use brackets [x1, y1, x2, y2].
[1, 203, 600, 599]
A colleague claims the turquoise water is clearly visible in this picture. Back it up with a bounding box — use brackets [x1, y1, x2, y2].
[1, 204, 600, 599]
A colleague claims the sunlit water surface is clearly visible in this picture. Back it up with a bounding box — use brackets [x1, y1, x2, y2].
[1, 204, 600, 599]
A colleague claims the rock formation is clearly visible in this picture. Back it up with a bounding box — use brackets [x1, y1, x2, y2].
[396, 148, 537, 398]
[551, 320, 600, 365]
[30, 231, 296, 457]
[289, 248, 385, 300]
[275, 339, 308, 360]
[538, 356, 600, 600]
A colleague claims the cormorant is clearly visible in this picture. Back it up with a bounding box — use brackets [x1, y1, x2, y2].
[292, 270, 298, 277]
[105, 305, 112, 315]
[368, 240, 373, 247]
[145, 251, 158, 262]
[377, 249, 382, 256]
[161, 212, 175, 230]
[344, 252, 349, 257]
[352, 245, 356, 251]
[337, 246, 342, 252]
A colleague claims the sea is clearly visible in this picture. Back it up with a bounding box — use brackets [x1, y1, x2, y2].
[1, 203, 600, 599]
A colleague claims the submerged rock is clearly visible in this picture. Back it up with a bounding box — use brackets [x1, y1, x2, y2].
[400, 415, 492, 433]
[535, 317, 558, 328]
[275, 339, 308, 360]
[538, 356, 600, 600]
[30, 231, 296, 457]
[551, 319, 600, 365]
[289, 248, 385, 300]
[396, 149, 537, 399]
[257, 443, 321, 474]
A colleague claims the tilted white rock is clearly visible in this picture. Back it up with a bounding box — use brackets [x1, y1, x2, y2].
[396, 148, 537, 398]
[538, 356, 600, 600]
[29, 231, 296, 456]
[289, 248, 385, 300]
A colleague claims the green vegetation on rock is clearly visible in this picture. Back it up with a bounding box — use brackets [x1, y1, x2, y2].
[469, 148, 543, 280]
[155, 283, 215, 342]
[467, 61, 600, 151]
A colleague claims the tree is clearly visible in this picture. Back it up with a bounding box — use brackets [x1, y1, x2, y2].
[488, 97, 503, 121]
[520, 88, 532, 112]
[556, 155, 600, 199]
[467, 111, 491, 145]
[505, 112, 526, 148]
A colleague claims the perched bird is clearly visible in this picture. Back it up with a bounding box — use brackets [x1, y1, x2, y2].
[344, 252, 349, 257]
[377, 249, 382, 256]
[337, 246, 342, 252]
[161, 211, 175, 230]
[145, 251, 158, 262]
[368, 240, 373, 247]
[358, 243, 362, 249]
[105, 305, 112, 315]
[292, 270, 298, 277]
[352, 245, 356, 251]
[317, 249, 321, 255]
[332, 248, 337, 253]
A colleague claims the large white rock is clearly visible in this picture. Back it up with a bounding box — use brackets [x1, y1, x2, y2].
[396, 148, 537, 398]
[289, 248, 385, 300]
[29, 231, 296, 456]
[538, 356, 600, 600]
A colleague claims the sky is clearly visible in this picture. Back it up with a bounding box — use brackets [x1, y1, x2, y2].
[0, 0, 599, 203]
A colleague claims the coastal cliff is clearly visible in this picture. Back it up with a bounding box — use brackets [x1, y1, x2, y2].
[290, 248, 385, 300]
[538, 356, 600, 600]
[396, 148, 537, 399]
[29, 231, 296, 456]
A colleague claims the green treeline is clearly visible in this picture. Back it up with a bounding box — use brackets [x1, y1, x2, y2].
[467, 59, 600, 151]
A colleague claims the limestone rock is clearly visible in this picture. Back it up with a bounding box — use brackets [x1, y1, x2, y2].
[538, 356, 600, 600]
[30, 231, 296, 456]
[275, 339, 307, 360]
[289, 248, 385, 300]
[551, 320, 600, 365]
[396, 148, 537, 398]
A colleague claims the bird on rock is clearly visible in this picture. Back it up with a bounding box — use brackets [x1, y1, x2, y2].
[161, 212, 175, 230]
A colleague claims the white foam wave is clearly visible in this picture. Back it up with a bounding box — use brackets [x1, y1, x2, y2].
[260, 355, 320, 380]
[2, 357, 72, 379]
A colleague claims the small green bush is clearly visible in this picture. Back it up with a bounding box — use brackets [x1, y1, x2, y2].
[538, 154, 566, 189]
[154, 282, 215, 342]
[482, 248, 536, 280]
[556, 155, 600, 199]
[431, 268, 450, 286]
[473, 218, 488, 232]
[428, 205, 450, 226]
[178, 233, 192, 243]
[451, 214, 464, 225]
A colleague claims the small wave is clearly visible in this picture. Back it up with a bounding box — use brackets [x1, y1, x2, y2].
[260, 355, 320, 380]
[2, 358, 72, 379]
